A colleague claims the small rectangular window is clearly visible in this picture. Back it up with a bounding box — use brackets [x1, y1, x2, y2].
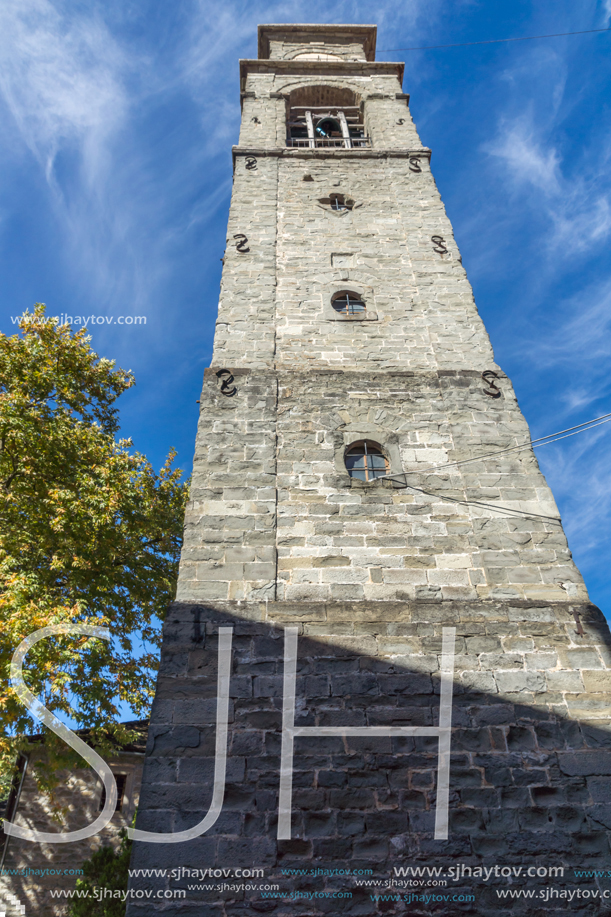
[99, 773, 128, 812]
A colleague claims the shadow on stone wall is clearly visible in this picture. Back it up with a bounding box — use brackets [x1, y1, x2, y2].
[125, 600, 611, 917]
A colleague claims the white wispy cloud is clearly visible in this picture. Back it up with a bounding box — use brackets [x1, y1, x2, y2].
[501, 273, 611, 600]
[484, 114, 611, 254]
[0, 0, 145, 317]
[0, 0, 441, 327]
[534, 278, 611, 368]
[0, 0, 128, 186]
[486, 119, 561, 195]
[538, 423, 611, 581]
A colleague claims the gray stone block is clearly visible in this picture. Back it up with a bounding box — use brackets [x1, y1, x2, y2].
[496, 671, 546, 694]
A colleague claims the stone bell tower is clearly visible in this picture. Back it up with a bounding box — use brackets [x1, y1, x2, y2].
[127, 25, 611, 916]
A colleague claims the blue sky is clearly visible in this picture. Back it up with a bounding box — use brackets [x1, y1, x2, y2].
[1, 0, 610, 618]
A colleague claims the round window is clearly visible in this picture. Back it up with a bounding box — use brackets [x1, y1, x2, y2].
[345, 441, 388, 481]
[332, 291, 366, 315]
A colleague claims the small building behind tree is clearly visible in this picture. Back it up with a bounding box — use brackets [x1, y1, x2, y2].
[0, 721, 148, 917]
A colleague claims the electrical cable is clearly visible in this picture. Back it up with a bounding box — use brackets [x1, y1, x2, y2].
[377, 26, 611, 53]
[381, 474, 562, 523]
[378, 410, 611, 478]
[374, 409, 611, 522]
[423, 414, 611, 474]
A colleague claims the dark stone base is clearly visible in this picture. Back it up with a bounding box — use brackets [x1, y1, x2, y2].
[126, 600, 611, 915]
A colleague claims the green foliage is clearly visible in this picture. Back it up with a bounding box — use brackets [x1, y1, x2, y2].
[68, 829, 132, 917]
[0, 306, 189, 794]
[0, 766, 13, 804]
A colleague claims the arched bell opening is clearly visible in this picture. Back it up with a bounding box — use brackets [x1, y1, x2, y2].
[286, 85, 369, 149]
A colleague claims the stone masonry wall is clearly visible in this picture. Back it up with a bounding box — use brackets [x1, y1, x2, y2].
[190, 60, 587, 607]
[177, 364, 586, 609]
[1, 751, 143, 917]
[126, 599, 611, 916]
[267, 39, 368, 61]
[273, 155, 495, 371]
[177, 369, 278, 604]
[274, 369, 583, 605]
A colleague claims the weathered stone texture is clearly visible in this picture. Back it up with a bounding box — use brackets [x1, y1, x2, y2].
[1, 748, 144, 917]
[178, 366, 585, 605]
[190, 22, 587, 607]
[273, 156, 490, 371]
[178, 370, 278, 603]
[131, 23, 611, 917]
[126, 601, 611, 916]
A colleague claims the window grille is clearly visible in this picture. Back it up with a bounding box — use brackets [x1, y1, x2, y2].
[332, 292, 366, 315]
[344, 441, 388, 481]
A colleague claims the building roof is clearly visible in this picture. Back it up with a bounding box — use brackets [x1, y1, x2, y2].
[19, 719, 149, 755]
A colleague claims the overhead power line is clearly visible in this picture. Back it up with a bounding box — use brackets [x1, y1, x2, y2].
[377, 410, 611, 523]
[377, 26, 611, 53]
[378, 410, 611, 480]
[417, 411, 611, 475]
[386, 477, 563, 523]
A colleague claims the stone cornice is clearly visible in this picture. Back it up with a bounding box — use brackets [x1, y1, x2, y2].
[257, 24, 377, 61]
[231, 146, 432, 170]
[239, 58, 404, 85]
[204, 368, 503, 379]
[167, 599, 605, 628]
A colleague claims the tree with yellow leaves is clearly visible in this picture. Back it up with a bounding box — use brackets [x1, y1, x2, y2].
[0, 306, 188, 798]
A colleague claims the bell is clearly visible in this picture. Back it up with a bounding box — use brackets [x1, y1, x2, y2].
[315, 117, 341, 138]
